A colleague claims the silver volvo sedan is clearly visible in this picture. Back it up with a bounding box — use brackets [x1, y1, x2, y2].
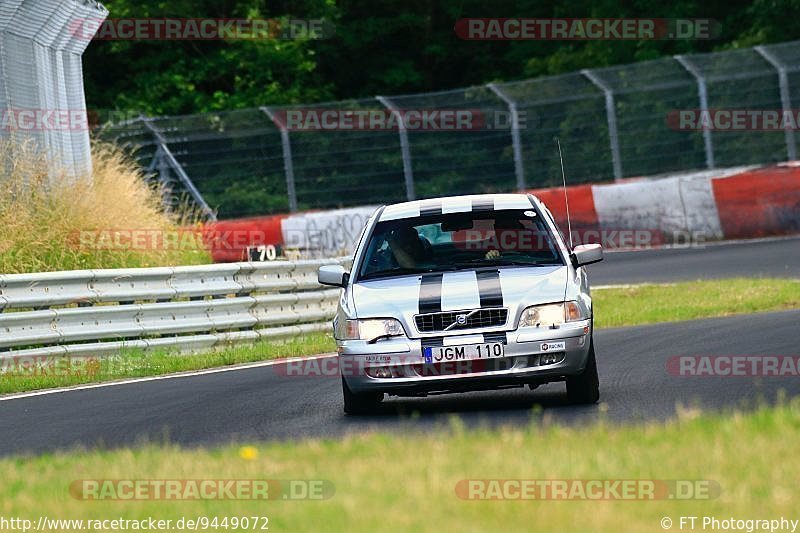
[318, 193, 604, 414]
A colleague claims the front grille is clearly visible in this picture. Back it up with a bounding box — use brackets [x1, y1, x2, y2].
[415, 308, 508, 333]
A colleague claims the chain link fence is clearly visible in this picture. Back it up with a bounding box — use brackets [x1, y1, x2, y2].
[103, 39, 800, 220]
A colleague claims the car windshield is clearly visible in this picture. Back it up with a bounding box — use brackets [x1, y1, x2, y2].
[357, 208, 564, 281]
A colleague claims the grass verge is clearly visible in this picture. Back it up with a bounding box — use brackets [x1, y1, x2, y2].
[0, 278, 797, 395]
[3, 402, 800, 531]
[593, 278, 799, 328]
[0, 332, 335, 395]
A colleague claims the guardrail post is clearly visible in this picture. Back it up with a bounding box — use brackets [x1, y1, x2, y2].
[581, 69, 623, 181]
[376, 96, 415, 201]
[755, 46, 798, 161]
[260, 106, 299, 212]
[487, 83, 526, 191]
[675, 55, 715, 169]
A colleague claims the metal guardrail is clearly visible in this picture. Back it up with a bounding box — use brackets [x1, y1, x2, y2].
[0, 258, 349, 360]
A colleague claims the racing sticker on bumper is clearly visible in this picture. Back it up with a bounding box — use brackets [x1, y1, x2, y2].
[540, 341, 566, 352]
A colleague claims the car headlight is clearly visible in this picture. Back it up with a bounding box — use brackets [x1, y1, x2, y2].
[335, 318, 405, 342]
[520, 302, 586, 328]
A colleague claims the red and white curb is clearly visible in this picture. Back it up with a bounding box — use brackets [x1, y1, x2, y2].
[207, 163, 800, 261]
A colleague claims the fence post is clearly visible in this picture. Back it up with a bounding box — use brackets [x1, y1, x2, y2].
[145, 145, 171, 212]
[376, 96, 415, 201]
[675, 55, 715, 169]
[755, 46, 798, 161]
[141, 118, 216, 221]
[260, 107, 299, 212]
[581, 69, 623, 181]
[487, 83, 526, 191]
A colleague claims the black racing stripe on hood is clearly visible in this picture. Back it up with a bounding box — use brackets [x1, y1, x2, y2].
[418, 273, 444, 314]
[476, 270, 503, 308]
[471, 197, 494, 211]
[419, 199, 442, 216]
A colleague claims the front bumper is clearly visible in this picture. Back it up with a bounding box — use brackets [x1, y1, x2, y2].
[339, 320, 592, 396]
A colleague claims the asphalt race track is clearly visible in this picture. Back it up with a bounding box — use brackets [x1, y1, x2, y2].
[0, 238, 798, 456]
[590, 236, 800, 285]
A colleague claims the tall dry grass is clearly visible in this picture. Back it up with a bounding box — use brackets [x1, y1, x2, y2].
[0, 140, 211, 273]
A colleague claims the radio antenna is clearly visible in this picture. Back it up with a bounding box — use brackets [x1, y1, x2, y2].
[555, 137, 574, 249]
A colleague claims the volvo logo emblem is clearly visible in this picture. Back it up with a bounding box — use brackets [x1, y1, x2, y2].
[456, 314, 468, 326]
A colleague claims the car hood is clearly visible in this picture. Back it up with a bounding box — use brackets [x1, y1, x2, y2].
[351, 265, 568, 337]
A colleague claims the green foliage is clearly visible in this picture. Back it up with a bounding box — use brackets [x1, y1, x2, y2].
[85, 0, 338, 114]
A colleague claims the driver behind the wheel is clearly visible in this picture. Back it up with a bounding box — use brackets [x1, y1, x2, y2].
[485, 216, 525, 260]
[387, 226, 426, 268]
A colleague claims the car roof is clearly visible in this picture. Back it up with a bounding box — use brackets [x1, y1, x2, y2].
[379, 193, 536, 221]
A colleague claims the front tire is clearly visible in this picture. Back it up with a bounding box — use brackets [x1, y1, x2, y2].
[566, 338, 599, 404]
[342, 377, 383, 415]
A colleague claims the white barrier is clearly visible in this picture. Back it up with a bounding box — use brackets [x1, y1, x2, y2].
[591, 175, 724, 240]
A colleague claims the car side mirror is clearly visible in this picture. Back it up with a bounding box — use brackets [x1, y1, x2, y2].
[318, 265, 350, 287]
[571, 244, 604, 267]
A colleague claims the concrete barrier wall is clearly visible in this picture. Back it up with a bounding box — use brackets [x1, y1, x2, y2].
[207, 163, 800, 261]
[206, 214, 286, 263]
[711, 165, 800, 239]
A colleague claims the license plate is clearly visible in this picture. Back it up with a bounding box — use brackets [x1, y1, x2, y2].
[423, 342, 504, 364]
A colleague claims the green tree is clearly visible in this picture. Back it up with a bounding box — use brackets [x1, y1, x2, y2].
[84, 0, 337, 114]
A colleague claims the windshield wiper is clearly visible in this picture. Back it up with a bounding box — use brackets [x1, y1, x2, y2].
[455, 259, 561, 268]
[359, 267, 428, 280]
[359, 265, 462, 281]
